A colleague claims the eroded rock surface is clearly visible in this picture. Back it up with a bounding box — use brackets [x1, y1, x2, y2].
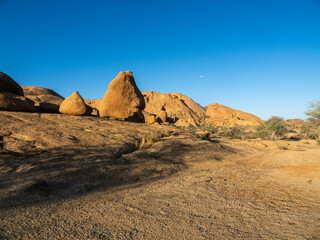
[22, 86, 64, 113]
[143, 91, 204, 126]
[0, 92, 37, 112]
[204, 103, 264, 126]
[59, 91, 92, 116]
[99, 71, 145, 122]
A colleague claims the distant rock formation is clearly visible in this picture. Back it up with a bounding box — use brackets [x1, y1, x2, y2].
[143, 91, 204, 127]
[204, 103, 264, 126]
[143, 92, 263, 127]
[59, 91, 92, 116]
[0, 72, 24, 96]
[99, 71, 145, 122]
[22, 86, 64, 113]
[284, 119, 305, 128]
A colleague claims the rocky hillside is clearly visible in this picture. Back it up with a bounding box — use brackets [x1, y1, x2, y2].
[204, 103, 264, 126]
[142, 91, 263, 127]
[142, 91, 204, 127]
[1, 71, 263, 127]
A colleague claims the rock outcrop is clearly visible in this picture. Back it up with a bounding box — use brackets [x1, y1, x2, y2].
[0, 72, 37, 112]
[146, 116, 156, 124]
[99, 71, 145, 122]
[143, 92, 263, 127]
[22, 86, 64, 113]
[84, 99, 101, 116]
[84, 99, 101, 110]
[143, 91, 204, 127]
[284, 119, 305, 128]
[0, 92, 37, 112]
[157, 110, 167, 123]
[59, 91, 92, 116]
[204, 103, 263, 126]
[0, 72, 24, 96]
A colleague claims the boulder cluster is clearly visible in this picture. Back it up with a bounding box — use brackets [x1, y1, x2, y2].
[0, 71, 154, 123]
[0, 72, 37, 112]
[0, 70, 263, 126]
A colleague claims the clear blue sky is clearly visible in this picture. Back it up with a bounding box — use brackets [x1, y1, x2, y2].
[1, 0, 320, 120]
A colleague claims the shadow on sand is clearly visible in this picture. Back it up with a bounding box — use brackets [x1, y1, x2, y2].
[0, 136, 226, 210]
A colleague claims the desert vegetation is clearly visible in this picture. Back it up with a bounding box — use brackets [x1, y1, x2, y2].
[185, 102, 320, 144]
[300, 100, 320, 143]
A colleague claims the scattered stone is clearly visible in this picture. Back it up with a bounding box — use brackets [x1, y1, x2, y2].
[59, 91, 92, 116]
[99, 71, 145, 122]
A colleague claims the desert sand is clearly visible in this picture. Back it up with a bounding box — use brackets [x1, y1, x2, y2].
[1, 111, 319, 239]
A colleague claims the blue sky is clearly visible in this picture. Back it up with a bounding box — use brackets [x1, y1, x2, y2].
[1, 0, 320, 120]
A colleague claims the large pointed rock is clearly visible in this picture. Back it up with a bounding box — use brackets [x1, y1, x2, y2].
[59, 91, 92, 116]
[0, 72, 24, 96]
[99, 71, 145, 122]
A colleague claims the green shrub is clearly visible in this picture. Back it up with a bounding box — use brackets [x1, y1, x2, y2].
[306, 100, 320, 119]
[301, 100, 320, 140]
[300, 118, 320, 139]
[255, 116, 289, 140]
[185, 124, 197, 133]
[198, 125, 217, 134]
[217, 126, 246, 139]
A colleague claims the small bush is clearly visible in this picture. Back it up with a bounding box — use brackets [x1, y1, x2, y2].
[198, 125, 217, 134]
[300, 118, 320, 139]
[217, 126, 246, 139]
[301, 100, 320, 140]
[255, 116, 289, 140]
[185, 124, 197, 133]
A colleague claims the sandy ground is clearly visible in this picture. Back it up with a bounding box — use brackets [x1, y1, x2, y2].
[1, 112, 320, 239]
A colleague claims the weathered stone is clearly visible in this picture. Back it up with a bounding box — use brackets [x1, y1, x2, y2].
[22, 86, 64, 113]
[157, 110, 167, 123]
[59, 91, 92, 116]
[0, 92, 37, 112]
[99, 71, 145, 122]
[0, 72, 24, 96]
[146, 116, 156, 124]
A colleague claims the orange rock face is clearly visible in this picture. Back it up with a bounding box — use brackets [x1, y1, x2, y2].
[59, 91, 92, 116]
[143, 91, 204, 127]
[143, 92, 263, 127]
[22, 86, 64, 113]
[99, 71, 145, 122]
[204, 103, 264, 126]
